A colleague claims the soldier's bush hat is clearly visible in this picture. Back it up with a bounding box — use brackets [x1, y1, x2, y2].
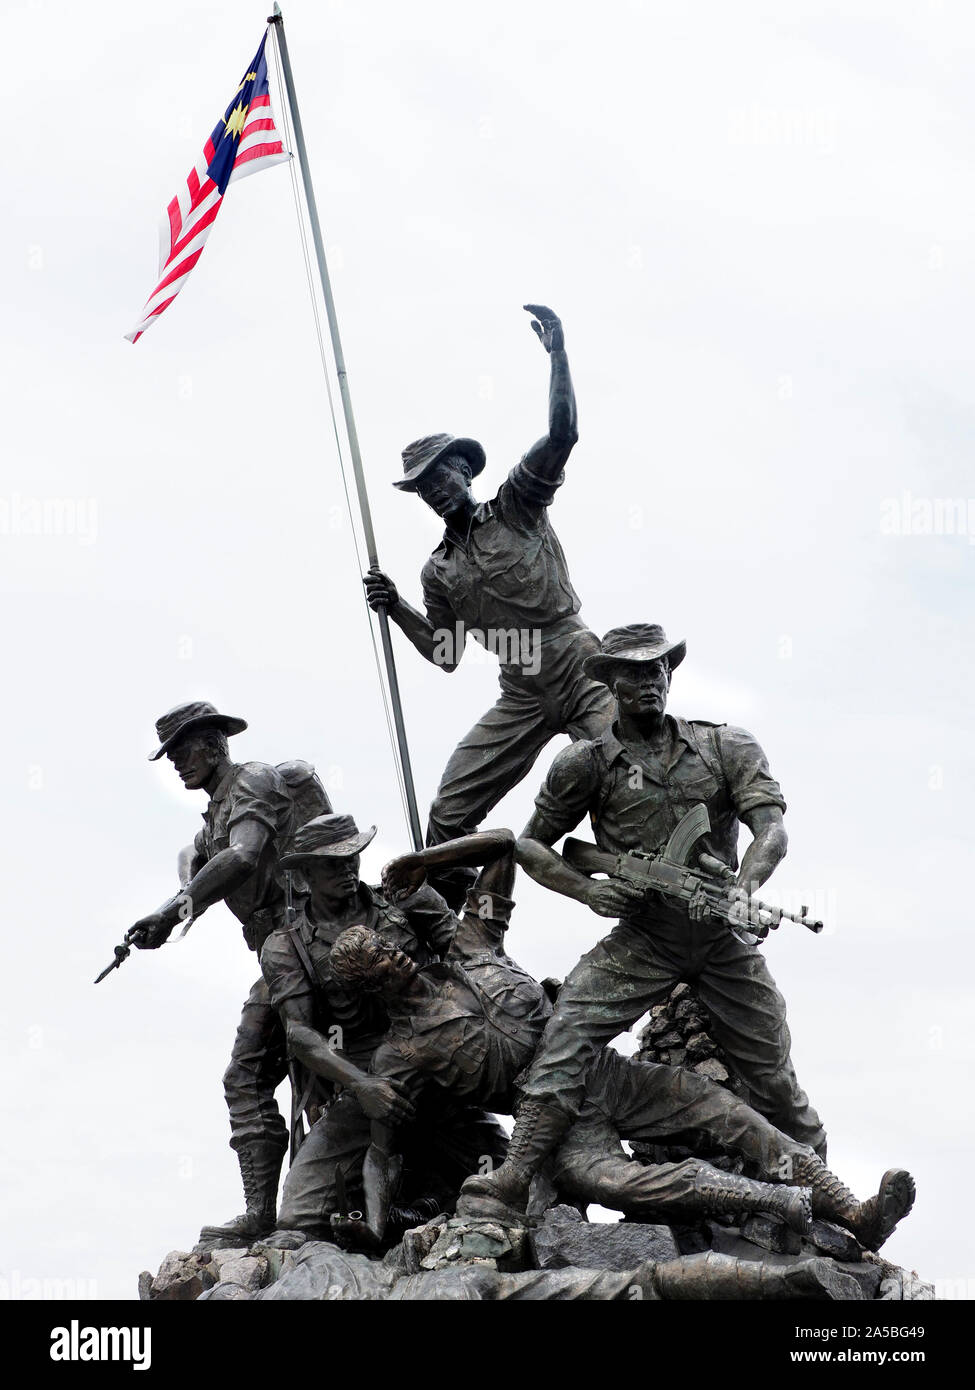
[584, 624, 687, 687]
[280, 813, 377, 865]
[393, 433, 486, 491]
[149, 700, 247, 761]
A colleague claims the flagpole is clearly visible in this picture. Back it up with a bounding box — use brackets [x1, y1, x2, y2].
[268, 5, 424, 851]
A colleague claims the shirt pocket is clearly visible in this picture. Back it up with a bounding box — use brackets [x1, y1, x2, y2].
[479, 552, 535, 600]
[451, 1023, 489, 1075]
[671, 776, 732, 858]
[675, 772, 722, 813]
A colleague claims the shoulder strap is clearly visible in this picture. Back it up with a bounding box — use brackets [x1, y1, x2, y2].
[589, 735, 616, 822]
[287, 919, 321, 990]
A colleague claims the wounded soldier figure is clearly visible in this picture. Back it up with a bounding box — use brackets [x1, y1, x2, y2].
[297, 831, 914, 1253]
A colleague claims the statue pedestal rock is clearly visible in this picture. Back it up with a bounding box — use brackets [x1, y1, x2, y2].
[141, 1207, 933, 1301]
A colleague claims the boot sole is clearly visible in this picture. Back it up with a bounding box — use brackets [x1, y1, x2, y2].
[868, 1169, 916, 1249]
[454, 1191, 533, 1226]
[197, 1223, 273, 1248]
[783, 1186, 813, 1236]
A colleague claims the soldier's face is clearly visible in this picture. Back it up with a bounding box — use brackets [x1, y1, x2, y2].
[167, 733, 221, 790]
[366, 946, 417, 997]
[613, 659, 671, 717]
[415, 458, 472, 518]
[306, 854, 360, 902]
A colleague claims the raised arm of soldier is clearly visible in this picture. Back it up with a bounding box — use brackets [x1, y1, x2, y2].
[362, 304, 577, 670]
[381, 827, 516, 903]
[519, 303, 578, 483]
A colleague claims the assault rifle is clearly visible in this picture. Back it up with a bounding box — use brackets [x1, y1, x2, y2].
[561, 804, 823, 943]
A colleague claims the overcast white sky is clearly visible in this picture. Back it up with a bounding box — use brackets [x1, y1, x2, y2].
[3, 0, 973, 1299]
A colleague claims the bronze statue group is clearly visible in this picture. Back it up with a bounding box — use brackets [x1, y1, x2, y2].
[120, 307, 915, 1299]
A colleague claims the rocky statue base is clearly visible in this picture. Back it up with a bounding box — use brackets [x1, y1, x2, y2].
[141, 1204, 932, 1302]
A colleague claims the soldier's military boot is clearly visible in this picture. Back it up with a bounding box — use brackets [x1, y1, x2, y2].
[791, 1154, 916, 1251]
[695, 1168, 813, 1235]
[198, 1141, 286, 1247]
[457, 1100, 573, 1219]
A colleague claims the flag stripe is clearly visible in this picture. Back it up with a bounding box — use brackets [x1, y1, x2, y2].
[168, 201, 222, 262]
[235, 141, 287, 168]
[127, 31, 290, 343]
[150, 248, 205, 300]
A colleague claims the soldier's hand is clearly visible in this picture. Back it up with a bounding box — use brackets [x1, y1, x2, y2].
[689, 856, 736, 922]
[126, 913, 174, 950]
[381, 854, 427, 901]
[524, 304, 564, 353]
[687, 884, 712, 922]
[352, 1077, 416, 1124]
[728, 880, 768, 932]
[363, 567, 399, 612]
[585, 879, 645, 919]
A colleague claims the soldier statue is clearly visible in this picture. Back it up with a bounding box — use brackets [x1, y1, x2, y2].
[126, 701, 329, 1244]
[461, 623, 832, 1219]
[260, 813, 507, 1237]
[321, 832, 913, 1253]
[364, 305, 613, 902]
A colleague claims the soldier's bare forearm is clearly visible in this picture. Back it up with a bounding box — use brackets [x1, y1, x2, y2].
[515, 835, 593, 905]
[409, 829, 515, 871]
[737, 818, 788, 894]
[522, 349, 578, 481]
[286, 1019, 370, 1090]
[383, 829, 515, 901]
[164, 846, 256, 924]
[548, 347, 578, 448]
[389, 599, 460, 671]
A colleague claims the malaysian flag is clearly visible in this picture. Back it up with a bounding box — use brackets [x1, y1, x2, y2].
[126, 32, 290, 343]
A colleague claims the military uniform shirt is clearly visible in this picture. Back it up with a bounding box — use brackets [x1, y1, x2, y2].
[419, 459, 583, 670]
[260, 882, 458, 1061]
[366, 906, 552, 1114]
[192, 761, 295, 944]
[530, 716, 786, 872]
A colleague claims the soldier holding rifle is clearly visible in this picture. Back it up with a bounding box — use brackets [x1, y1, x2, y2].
[462, 624, 828, 1219]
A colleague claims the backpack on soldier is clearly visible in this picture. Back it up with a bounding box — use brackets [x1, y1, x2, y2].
[275, 760, 333, 830]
